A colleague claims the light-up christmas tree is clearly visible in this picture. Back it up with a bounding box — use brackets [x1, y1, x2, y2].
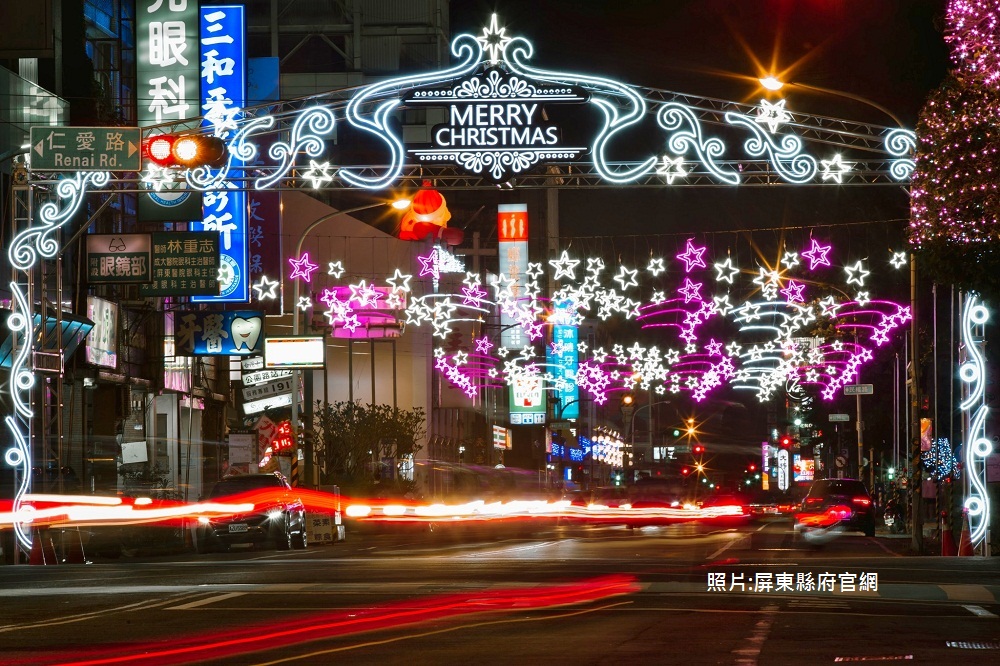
[910, 0, 1000, 300]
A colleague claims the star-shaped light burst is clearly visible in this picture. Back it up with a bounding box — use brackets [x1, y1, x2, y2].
[656, 154, 687, 184]
[890, 251, 908, 269]
[678, 277, 703, 303]
[676, 238, 707, 272]
[328, 261, 345, 278]
[549, 250, 580, 280]
[755, 98, 793, 134]
[714, 257, 739, 284]
[288, 252, 319, 282]
[801, 239, 832, 270]
[252, 275, 280, 300]
[386, 268, 412, 293]
[780, 280, 806, 303]
[647, 257, 666, 276]
[820, 153, 852, 183]
[476, 13, 512, 65]
[614, 265, 639, 290]
[844, 260, 870, 287]
[302, 160, 334, 189]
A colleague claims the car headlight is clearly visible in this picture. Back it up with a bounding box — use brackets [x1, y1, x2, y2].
[267, 509, 284, 521]
[197, 516, 211, 525]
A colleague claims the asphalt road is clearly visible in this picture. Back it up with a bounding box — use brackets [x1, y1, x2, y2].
[2, 519, 999, 665]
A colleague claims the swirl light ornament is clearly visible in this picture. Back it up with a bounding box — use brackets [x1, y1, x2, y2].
[959, 294, 991, 547]
[255, 107, 336, 190]
[885, 129, 917, 182]
[659, 103, 740, 185]
[726, 111, 818, 183]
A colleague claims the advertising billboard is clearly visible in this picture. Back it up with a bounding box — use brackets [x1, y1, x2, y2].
[264, 336, 326, 369]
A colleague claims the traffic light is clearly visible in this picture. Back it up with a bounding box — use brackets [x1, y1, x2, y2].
[779, 436, 793, 448]
[681, 467, 691, 476]
[692, 444, 705, 455]
[143, 133, 228, 169]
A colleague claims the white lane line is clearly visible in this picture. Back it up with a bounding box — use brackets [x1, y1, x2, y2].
[0, 594, 204, 633]
[963, 604, 999, 618]
[732, 603, 779, 666]
[706, 533, 749, 560]
[166, 591, 247, 610]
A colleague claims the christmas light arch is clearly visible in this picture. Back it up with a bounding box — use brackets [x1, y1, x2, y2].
[7, 14, 948, 552]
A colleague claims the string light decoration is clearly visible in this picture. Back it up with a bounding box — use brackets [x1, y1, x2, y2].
[911, 0, 1000, 299]
[921, 438, 958, 481]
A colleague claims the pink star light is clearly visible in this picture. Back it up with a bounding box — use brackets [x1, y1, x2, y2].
[288, 252, 320, 282]
[676, 238, 707, 272]
[801, 239, 832, 271]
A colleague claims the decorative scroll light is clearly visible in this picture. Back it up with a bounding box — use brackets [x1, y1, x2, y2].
[959, 294, 991, 547]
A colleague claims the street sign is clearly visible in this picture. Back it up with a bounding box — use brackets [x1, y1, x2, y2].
[242, 369, 292, 387]
[835, 455, 847, 469]
[30, 126, 140, 171]
[242, 377, 294, 402]
[829, 413, 851, 422]
[844, 384, 874, 395]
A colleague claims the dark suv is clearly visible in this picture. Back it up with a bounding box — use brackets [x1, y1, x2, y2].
[197, 473, 307, 552]
[796, 478, 876, 536]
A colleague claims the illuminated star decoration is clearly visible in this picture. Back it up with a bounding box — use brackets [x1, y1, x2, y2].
[781, 251, 800, 269]
[475, 336, 494, 355]
[844, 260, 870, 286]
[386, 268, 413, 293]
[549, 250, 581, 280]
[476, 13, 512, 65]
[714, 257, 739, 284]
[676, 238, 707, 272]
[678, 277, 703, 303]
[647, 257, 666, 276]
[890, 251, 908, 269]
[328, 261, 345, 278]
[801, 239, 832, 270]
[656, 154, 687, 184]
[297, 296, 312, 311]
[417, 250, 440, 280]
[252, 275, 280, 300]
[614, 265, 639, 290]
[302, 160, 334, 189]
[780, 280, 806, 303]
[141, 164, 175, 191]
[755, 98, 793, 134]
[288, 252, 319, 282]
[820, 154, 852, 183]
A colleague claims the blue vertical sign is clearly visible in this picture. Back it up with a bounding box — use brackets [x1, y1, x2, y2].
[193, 5, 249, 303]
[547, 300, 579, 419]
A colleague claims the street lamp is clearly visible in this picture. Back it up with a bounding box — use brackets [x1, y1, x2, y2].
[290, 197, 410, 488]
[757, 75, 905, 127]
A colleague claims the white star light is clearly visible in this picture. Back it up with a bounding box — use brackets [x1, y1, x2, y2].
[820, 154, 852, 183]
[297, 296, 313, 311]
[656, 154, 687, 184]
[855, 291, 871, 306]
[647, 257, 666, 276]
[844, 260, 870, 286]
[302, 160, 334, 188]
[714, 257, 739, 284]
[755, 98, 793, 134]
[890, 251, 908, 269]
[328, 261, 345, 278]
[453, 351, 468, 366]
[614, 265, 639, 290]
[549, 250, 580, 280]
[651, 290, 667, 304]
[713, 295, 734, 316]
[387, 268, 413, 293]
[781, 251, 800, 269]
[252, 275, 280, 300]
[141, 164, 176, 191]
[476, 13, 512, 65]
[586, 257, 606, 275]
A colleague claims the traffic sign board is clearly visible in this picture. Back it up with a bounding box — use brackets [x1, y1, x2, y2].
[844, 384, 874, 395]
[30, 126, 141, 171]
[829, 413, 851, 422]
[835, 455, 847, 469]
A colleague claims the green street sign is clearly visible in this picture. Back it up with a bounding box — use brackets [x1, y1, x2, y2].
[29, 126, 141, 171]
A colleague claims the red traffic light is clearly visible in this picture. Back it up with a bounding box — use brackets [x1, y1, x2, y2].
[780, 436, 793, 448]
[692, 444, 705, 455]
[681, 467, 690, 476]
[748, 463, 756, 472]
[143, 134, 228, 168]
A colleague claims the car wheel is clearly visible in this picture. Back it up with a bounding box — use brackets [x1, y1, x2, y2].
[276, 516, 292, 551]
[293, 522, 308, 549]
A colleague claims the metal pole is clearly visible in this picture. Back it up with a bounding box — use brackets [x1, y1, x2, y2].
[370, 339, 376, 405]
[856, 391, 864, 479]
[348, 339, 354, 404]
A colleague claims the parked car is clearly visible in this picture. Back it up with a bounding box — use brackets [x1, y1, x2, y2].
[794, 478, 876, 537]
[197, 473, 307, 552]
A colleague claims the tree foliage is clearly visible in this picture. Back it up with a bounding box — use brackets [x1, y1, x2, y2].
[312, 401, 426, 490]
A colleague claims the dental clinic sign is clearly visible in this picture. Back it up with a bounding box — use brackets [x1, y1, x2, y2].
[406, 69, 587, 182]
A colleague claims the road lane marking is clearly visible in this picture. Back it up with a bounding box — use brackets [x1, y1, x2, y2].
[706, 533, 749, 560]
[0, 594, 204, 633]
[166, 592, 247, 610]
[732, 603, 778, 666]
[869, 537, 903, 557]
[962, 604, 998, 618]
[944, 585, 996, 603]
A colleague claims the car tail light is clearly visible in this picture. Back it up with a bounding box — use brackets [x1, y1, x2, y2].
[852, 497, 871, 506]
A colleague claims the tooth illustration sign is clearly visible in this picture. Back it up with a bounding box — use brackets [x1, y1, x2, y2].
[232, 317, 263, 352]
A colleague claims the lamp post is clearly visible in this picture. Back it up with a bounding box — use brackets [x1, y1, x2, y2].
[289, 198, 410, 488]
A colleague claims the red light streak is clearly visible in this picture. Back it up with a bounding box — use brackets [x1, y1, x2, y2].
[13, 575, 638, 666]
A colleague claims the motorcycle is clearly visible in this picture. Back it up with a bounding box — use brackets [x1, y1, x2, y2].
[882, 498, 905, 534]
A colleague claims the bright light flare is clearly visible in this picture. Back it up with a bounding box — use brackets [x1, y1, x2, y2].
[759, 76, 784, 91]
